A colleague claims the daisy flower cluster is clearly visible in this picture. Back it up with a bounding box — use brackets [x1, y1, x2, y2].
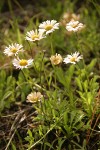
[48, 18, 84, 65]
[4, 20, 60, 69]
[3, 18, 84, 104]
[25, 20, 59, 42]
[4, 43, 33, 69]
[50, 52, 83, 65]
[4, 19, 84, 69]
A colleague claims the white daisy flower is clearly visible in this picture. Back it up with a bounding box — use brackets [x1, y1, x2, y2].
[25, 29, 45, 42]
[4, 43, 23, 56]
[66, 20, 84, 32]
[27, 92, 43, 103]
[39, 20, 59, 35]
[12, 58, 33, 69]
[63, 52, 83, 64]
[60, 12, 80, 26]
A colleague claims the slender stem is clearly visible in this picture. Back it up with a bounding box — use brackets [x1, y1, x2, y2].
[27, 42, 39, 74]
[50, 34, 54, 55]
[75, 33, 88, 80]
[43, 67, 51, 90]
[33, 61, 39, 74]
[52, 65, 57, 89]
[21, 69, 33, 91]
[39, 51, 45, 86]
[26, 41, 33, 58]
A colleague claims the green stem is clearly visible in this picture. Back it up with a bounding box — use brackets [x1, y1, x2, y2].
[21, 69, 33, 91]
[75, 33, 89, 81]
[26, 41, 33, 58]
[39, 51, 45, 86]
[52, 65, 58, 89]
[50, 34, 54, 55]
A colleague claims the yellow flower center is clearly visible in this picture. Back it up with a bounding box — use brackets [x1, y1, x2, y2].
[11, 48, 17, 53]
[72, 23, 78, 28]
[54, 58, 59, 63]
[31, 34, 39, 40]
[45, 25, 53, 31]
[19, 59, 28, 66]
[70, 57, 76, 62]
[33, 96, 38, 101]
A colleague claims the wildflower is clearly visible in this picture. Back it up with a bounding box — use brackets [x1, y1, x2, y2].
[27, 92, 43, 103]
[12, 58, 33, 69]
[66, 20, 84, 32]
[60, 12, 80, 26]
[4, 43, 23, 56]
[39, 20, 59, 35]
[63, 52, 83, 64]
[25, 29, 45, 42]
[50, 53, 63, 65]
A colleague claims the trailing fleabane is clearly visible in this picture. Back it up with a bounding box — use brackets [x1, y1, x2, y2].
[25, 29, 45, 42]
[50, 53, 63, 65]
[63, 52, 83, 64]
[39, 20, 59, 35]
[66, 20, 84, 32]
[60, 12, 80, 26]
[27, 92, 43, 103]
[4, 43, 23, 56]
[12, 58, 33, 69]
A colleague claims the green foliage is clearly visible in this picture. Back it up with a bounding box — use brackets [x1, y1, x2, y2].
[75, 59, 99, 116]
[0, 70, 16, 113]
[11, 143, 17, 150]
[16, 70, 32, 102]
[55, 65, 75, 89]
[25, 129, 35, 149]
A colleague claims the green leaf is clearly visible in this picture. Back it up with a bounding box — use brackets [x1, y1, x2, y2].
[57, 138, 66, 150]
[44, 142, 54, 149]
[65, 65, 75, 89]
[75, 78, 83, 91]
[83, 80, 88, 92]
[7, 76, 14, 86]
[0, 70, 6, 83]
[70, 111, 76, 125]
[27, 129, 33, 138]
[55, 67, 67, 87]
[21, 92, 26, 101]
[86, 58, 97, 72]
[11, 143, 17, 150]
[2, 91, 13, 100]
[63, 111, 68, 127]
